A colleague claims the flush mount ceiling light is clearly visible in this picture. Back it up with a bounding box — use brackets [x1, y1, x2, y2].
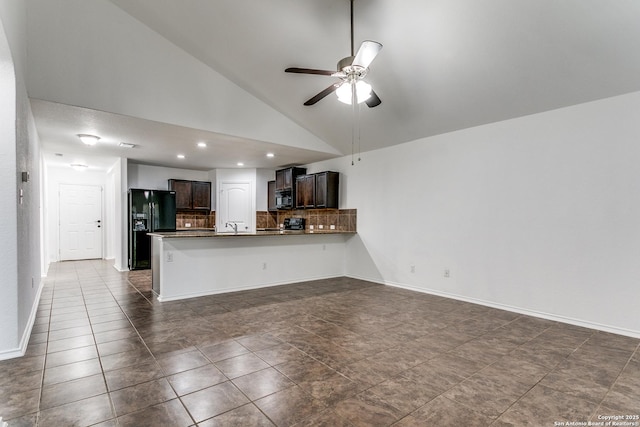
[70, 163, 88, 171]
[77, 134, 100, 146]
[177, 154, 185, 159]
[197, 142, 207, 148]
[266, 153, 275, 158]
[119, 142, 136, 149]
[237, 162, 244, 167]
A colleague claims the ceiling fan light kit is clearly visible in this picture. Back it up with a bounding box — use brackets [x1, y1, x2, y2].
[336, 79, 372, 104]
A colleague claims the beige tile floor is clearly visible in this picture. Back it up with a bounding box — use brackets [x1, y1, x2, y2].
[0, 260, 638, 426]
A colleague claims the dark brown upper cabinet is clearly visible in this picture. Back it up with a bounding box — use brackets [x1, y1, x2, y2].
[168, 179, 211, 211]
[295, 171, 339, 209]
[315, 171, 339, 209]
[275, 167, 306, 191]
[295, 174, 316, 209]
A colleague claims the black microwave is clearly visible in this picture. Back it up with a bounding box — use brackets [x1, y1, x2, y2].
[284, 217, 305, 230]
[276, 190, 293, 209]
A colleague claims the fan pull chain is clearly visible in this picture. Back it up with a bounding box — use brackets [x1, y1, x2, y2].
[351, 83, 357, 165]
[357, 99, 362, 162]
[349, 82, 363, 165]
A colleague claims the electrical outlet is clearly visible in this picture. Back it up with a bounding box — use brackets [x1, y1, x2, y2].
[444, 268, 450, 278]
[185, 223, 191, 228]
[318, 224, 324, 229]
[166, 252, 174, 263]
[410, 265, 415, 273]
[330, 224, 336, 230]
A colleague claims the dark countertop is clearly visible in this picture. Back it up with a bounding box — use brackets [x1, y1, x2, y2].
[149, 229, 355, 238]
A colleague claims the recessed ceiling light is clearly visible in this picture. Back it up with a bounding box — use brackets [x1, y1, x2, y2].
[177, 154, 185, 159]
[266, 153, 275, 158]
[237, 162, 244, 167]
[119, 142, 136, 149]
[77, 134, 100, 146]
[70, 163, 88, 171]
[197, 142, 207, 148]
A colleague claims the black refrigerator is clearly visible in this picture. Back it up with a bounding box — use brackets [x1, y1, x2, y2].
[128, 189, 176, 270]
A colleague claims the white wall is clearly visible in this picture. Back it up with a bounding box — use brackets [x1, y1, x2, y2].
[127, 162, 214, 212]
[156, 234, 349, 301]
[256, 169, 276, 211]
[127, 163, 209, 190]
[0, 0, 43, 359]
[0, 7, 19, 358]
[312, 91, 640, 338]
[106, 158, 128, 271]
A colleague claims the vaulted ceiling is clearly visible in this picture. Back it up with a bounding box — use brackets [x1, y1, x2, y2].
[28, 0, 640, 170]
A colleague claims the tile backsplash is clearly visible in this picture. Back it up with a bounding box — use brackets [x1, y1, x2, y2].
[178, 209, 356, 232]
[176, 211, 215, 229]
[257, 209, 357, 232]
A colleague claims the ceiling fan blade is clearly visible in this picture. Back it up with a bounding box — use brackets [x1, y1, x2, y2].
[304, 83, 341, 106]
[352, 40, 383, 68]
[365, 89, 381, 108]
[285, 67, 335, 76]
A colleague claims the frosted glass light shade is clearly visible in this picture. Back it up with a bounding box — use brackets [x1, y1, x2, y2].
[336, 80, 372, 104]
[78, 134, 100, 146]
[70, 163, 88, 171]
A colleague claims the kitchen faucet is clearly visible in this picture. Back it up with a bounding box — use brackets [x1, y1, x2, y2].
[225, 222, 238, 234]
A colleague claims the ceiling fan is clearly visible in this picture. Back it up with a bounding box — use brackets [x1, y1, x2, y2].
[285, 0, 382, 108]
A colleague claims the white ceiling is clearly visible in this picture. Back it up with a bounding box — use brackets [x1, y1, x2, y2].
[30, 0, 640, 171]
[34, 100, 337, 172]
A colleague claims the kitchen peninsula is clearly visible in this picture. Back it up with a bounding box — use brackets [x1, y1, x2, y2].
[149, 230, 356, 301]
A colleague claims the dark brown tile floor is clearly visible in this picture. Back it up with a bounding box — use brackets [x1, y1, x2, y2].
[1, 260, 639, 426]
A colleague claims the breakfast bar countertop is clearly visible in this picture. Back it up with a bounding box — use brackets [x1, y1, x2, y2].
[149, 229, 356, 238]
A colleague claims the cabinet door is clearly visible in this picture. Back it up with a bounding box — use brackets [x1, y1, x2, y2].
[315, 172, 339, 208]
[296, 175, 315, 208]
[315, 173, 327, 208]
[275, 169, 285, 191]
[192, 181, 211, 210]
[283, 168, 294, 189]
[268, 181, 276, 212]
[169, 179, 192, 209]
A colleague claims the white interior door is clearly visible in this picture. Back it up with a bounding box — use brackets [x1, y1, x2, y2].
[59, 184, 103, 260]
[218, 182, 252, 233]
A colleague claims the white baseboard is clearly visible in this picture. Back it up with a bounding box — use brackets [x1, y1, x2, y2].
[347, 273, 640, 339]
[157, 274, 345, 302]
[0, 277, 45, 361]
[112, 263, 128, 272]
